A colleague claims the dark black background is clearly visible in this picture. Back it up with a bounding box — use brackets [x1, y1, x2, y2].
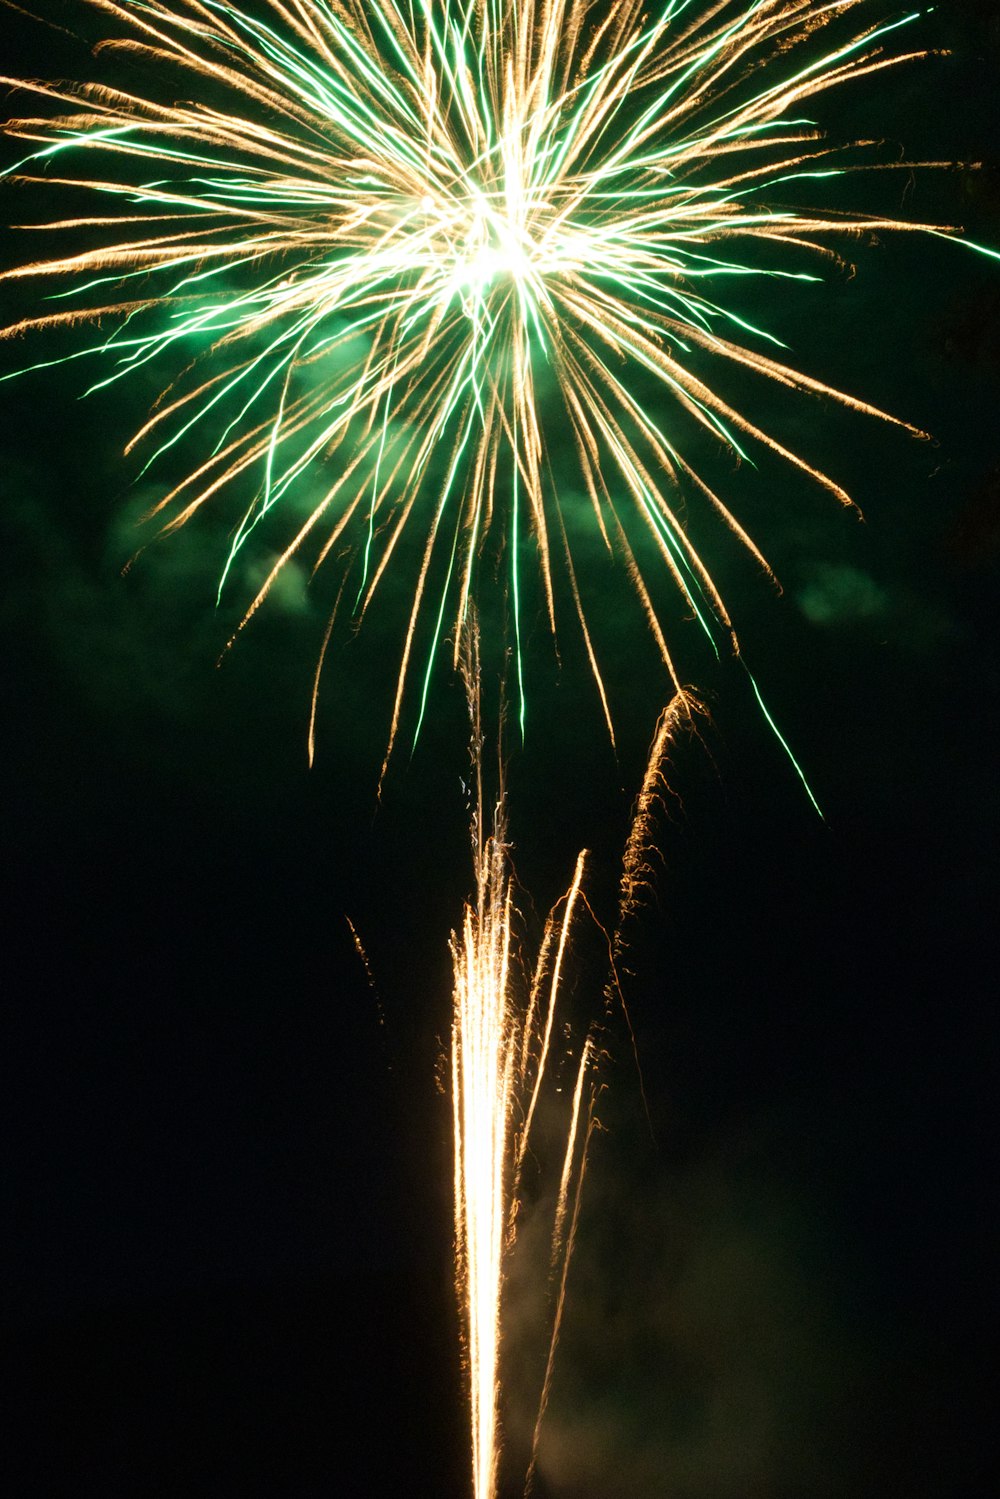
[2, 4, 998, 1495]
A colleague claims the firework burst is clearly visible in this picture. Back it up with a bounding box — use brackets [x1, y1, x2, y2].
[5, 7, 999, 1498]
[4, 0, 992, 782]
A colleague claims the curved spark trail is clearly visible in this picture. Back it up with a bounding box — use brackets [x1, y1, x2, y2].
[3, 1, 994, 777]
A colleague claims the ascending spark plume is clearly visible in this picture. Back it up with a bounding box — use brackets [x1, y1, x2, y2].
[3, 1, 995, 775]
[451, 628, 596, 1499]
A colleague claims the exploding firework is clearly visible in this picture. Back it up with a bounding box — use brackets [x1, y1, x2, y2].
[3, 7, 996, 1498]
[3, 0, 993, 781]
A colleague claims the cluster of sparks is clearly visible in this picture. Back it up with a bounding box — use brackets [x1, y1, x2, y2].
[3, 4, 996, 1498]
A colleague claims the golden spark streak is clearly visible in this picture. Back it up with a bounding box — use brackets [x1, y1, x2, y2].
[620, 686, 709, 925]
[451, 815, 595, 1499]
[451, 628, 597, 1499]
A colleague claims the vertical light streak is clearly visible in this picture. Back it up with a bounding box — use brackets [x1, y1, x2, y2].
[451, 629, 597, 1499]
[452, 808, 597, 1499]
[452, 822, 517, 1499]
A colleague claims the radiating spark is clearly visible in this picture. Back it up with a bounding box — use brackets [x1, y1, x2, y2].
[4, 1, 995, 784]
[451, 625, 597, 1499]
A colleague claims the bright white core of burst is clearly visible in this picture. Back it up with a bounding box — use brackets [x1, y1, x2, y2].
[427, 191, 537, 302]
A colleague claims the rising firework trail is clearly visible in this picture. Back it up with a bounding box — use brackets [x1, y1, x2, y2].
[451, 625, 596, 1499]
[3, 1, 995, 787]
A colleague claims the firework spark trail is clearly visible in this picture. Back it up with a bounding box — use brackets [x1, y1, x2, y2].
[4, 1, 996, 783]
[451, 811, 518, 1499]
[619, 686, 707, 929]
[450, 623, 599, 1499]
[450, 794, 596, 1499]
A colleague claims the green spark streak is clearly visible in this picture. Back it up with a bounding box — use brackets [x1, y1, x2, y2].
[745, 665, 824, 820]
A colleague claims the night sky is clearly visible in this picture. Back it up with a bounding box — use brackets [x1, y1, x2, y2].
[2, 5, 998, 1496]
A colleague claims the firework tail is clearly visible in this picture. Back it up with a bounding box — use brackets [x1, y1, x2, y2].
[451, 621, 599, 1499]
